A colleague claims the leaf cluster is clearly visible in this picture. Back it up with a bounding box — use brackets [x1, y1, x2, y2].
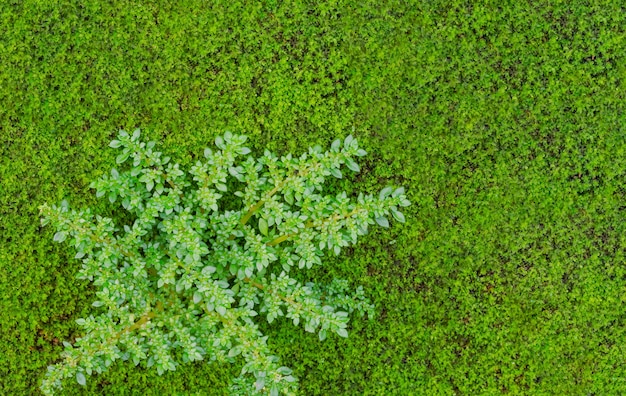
[39, 130, 409, 395]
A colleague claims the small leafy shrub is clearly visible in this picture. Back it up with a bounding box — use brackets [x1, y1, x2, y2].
[39, 129, 410, 395]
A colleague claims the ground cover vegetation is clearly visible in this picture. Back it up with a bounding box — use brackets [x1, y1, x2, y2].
[38, 130, 408, 395]
[1, 0, 626, 394]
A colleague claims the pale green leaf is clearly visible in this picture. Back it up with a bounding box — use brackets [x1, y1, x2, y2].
[53, 231, 67, 243]
[76, 372, 86, 386]
[228, 346, 241, 357]
[346, 158, 360, 172]
[379, 187, 393, 200]
[215, 136, 224, 149]
[116, 151, 129, 164]
[392, 187, 405, 197]
[344, 134, 354, 148]
[391, 209, 406, 223]
[259, 218, 268, 236]
[375, 217, 389, 228]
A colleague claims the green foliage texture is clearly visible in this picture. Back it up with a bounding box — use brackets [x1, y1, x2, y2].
[1, 0, 626, 394]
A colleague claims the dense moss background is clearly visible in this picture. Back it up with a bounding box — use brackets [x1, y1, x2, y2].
[2, 1, 626, 394]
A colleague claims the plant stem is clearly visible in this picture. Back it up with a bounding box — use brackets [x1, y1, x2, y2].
[239, 184, 283, 226]
[264, 207, 362, 247]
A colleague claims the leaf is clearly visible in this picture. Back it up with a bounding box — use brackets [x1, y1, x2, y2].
[92, 301, 104, 307]
[284, 191, 294, 205]
[392, 187, 405, 197]
[391, 209, 406, 223]
[331, 139, 341, 151]
[344, 134, 354, 148]
[202, 266, 216, 274]
[318, 329, 327, 341]
[255, 377, 265, 391]
[132, 129, 141, 141]
[76, 372, 86, 386]
[346, 158, 360, 172]
[53, 231, 67, 243]
[146, 180, 154, 192]
[379, 187, 393, 200]
[277, 366, 292, 375]
[109, 140, 122, 148]
[216, 306, 227, 316]
[193, 292, 202, 304]
[375, 217, 389, 228]
[259, 218, 268, 236]
[116, 151, 129, 164]
[204, 148, 213, 158]
[228, 167, 240, 178]
[336, 328, 349, 338]
[330, 168, 342, 179]
[228, 346, 241, 358]
[215, 183, 227, 192]
[215, 136, 224, 149]
[356, 149, 367, 157]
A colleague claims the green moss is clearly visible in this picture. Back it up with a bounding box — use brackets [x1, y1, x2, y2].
[2, 0, 625, 394]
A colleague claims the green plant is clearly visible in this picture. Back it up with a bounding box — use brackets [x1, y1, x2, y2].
[39, 129, 410, 395]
